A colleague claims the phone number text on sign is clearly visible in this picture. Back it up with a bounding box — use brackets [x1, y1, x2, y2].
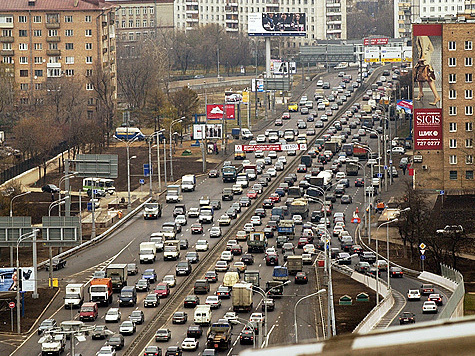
[414, 109, 442, 150]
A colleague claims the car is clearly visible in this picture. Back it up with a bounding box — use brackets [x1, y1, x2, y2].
[92, 325, 112, 340]
[38, 319, 57, 335]
[341, 195, 352, 204]
[389, 267, 403, 278]
[155, 328, 172, 342]
[105, 333, 125, 350]
[256, 134, 266, 143]
[292, 214, 303, 224]
[355, 261, 370, 273]
[144, 346, 162, 356]
[163, 275, 177, 288]
[407, 289, 421, 301]
[239, 196, 251, 207]
[240, 327, 255, 345]
[187, 207, 200, 218]
[142, 269, 157, 283]
[250, 215, 262, 226]
[218, 214, 231, 226]
[243, 222, 255, 232]
[105, 308, 121, 323]
[241, 253, 254, 265]
[303, 244, 316, 255]
[45, 257, 66, 271]
[215, 260, 229, 272]
[184, 295, 200, 308]
[220, 250, 233, 262]
[428, 293, 444, 306]
[154, 283, 170, 298]
[42, 184, 60, 193]
[135, 279, 150, 292]
[191, 223, 204, 234]
[246, 190, 258, 199]
[97, 345, 117, 356]
[128, 310, 144, 325]
[436, 225, 464, 234]
[144, 293, 159, 308]
[126, 263, 138, 276]
[185, 251, 200, 264]
[355, 178, 364, 187]
[205, 295, 222, 309]
[295, 271, 308, 284]
[196, 240, 209, 252]
[119, 320, 136, 335]
[360, 251, 377, 263]
[390, 146, 405, 155]
[233, 261, 246, 273]
[208, 169, 219, 178]
[399, 312, 416, 325]
[232, 184, 243, 195]
[204, 270, 218, 283]
[422, 301, 438, 313]
[288, 103, 298, 112]
[172, 311, 188, 324]
[181, 337, 199, 351]
[421, 284, 435, 295]
[231, 244, 243, 256]
[302, 253, 312, 265]
[175, 214, 187, 226]
[207, 226, 221, 239]
[262, 199, 274, 209]
[210, 200, 221, 210]
[165, 346, 183, 356]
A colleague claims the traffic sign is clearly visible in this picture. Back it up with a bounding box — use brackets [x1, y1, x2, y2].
[9, 302, 15, 309]
[143, 164, 152, 177]
[420, 255, 426, 260]
[419, 243, 426, 250]
[389, 160, 393, 164]
[384, 165, 388, 170]
[439, 190, 445, 195]
[139, 179, 145, 185]
[377, 173, 383, 178]
[420, 249, 426, 255]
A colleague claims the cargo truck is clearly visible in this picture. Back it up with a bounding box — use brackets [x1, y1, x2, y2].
[89, 278, 113, 306]
[324, 141, 339, 154]
[207, 321, 232, 350]
[232, 282, 253, 312]
[243, 164, 257, 181]
[310, 171, 332, 188]
[222, 165, 243, 183]
[277, 220, 295, 240]
[272, 266, 289, 281]
[64, 283, 84, 309]
[166, 185, 182, 203]
[143, 201, 162, 220]
[353, 145, 368, 158]
[289, 198, 308, 219]
[194, 304, 212, 325]
[247, 232, 267, 253]
[287, 256, 303, 275]
[181, 174, 196, 192]
[106, 264, 128, 291]
[346, 162, 359, 176]
[243, 270, 260, 288]
[139, 242, 156, 263]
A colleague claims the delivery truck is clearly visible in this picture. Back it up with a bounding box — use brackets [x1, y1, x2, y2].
[166, 185, 182, 203]
[143, 201, 162, 219]
[106, 264, 128, 291]
[232, 282, 253, 312]
[89, 278, 113, 306]
[287, 256, 303, 275]
[181, 174, 196, 192]
[64, 283, 84, 309]
[139, 242, 156, 263]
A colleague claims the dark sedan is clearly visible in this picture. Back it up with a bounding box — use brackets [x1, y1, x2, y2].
[183, 295, 200, 308]
[241, 253, 254, 265]
[295, 271, 308, 284]
[399, 312, 415, 325]
[208, 169, 220, 178]
[240, 327, 255, 345]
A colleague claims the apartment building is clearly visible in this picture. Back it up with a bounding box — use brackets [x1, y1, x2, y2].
[174, 0, 347, 44]
[412, 20, 475, 195]
[0, 0, 117, 112]
[106, 0, 174, 43]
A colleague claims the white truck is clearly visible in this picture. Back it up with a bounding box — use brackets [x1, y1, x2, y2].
[181, 174, 196, 192]
[232, 282, 253, 312]
[194, 304, 212, 325]
[64, 283, 84, 309]
[241, 128, 253, 140]
[166, 185, 182, 203]
[150, 232, 165, 252]
[163, 240, 180, 261]
[198, 206, 214, 224]
[143, 202, 162, 220]
[139, 242, 156, 263]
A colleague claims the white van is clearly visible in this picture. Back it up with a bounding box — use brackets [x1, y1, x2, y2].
[241, 129, 254, 140]
[194, 305, 212, 325]
[223, 272, 240, 287]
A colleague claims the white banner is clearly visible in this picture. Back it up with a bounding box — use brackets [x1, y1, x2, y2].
[21, 267, 35, 292]
[193, 124, 223, 140]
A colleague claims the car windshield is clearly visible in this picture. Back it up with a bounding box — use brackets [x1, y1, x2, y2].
[145, 295, 156, 300]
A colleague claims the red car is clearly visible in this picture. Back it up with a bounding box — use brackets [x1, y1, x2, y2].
[268, 193, 280, 203]
[427, 293, 443, 306]
[154, 283, 170, 298]
[247, 190, 258, 199]
[297, 237, 310, 248]
[282, 112, 291, 120]
[191, 223, 203, 234]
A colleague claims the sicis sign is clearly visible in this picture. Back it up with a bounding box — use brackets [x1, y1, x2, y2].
[414, 109, 442, 150]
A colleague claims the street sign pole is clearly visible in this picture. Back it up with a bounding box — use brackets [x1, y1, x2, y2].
[9, 302, 14, 332]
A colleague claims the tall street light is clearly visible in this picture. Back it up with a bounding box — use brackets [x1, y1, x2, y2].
[10, 191, 31, 217]
[58, 172, 77, 216]
[147, 130, 165, 197]
[377, 218, 398, 292]
[155, 130, 165, 193]
[169, 118, 183, 182]
[114, 134, 140, 210]
[294, 289, 326, 343]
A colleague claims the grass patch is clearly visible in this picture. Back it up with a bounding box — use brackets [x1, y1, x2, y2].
[464, 293, 475, 315]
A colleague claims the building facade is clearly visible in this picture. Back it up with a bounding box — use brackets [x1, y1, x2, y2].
[412, 20, 475, 195]
[106, 0, 174, 43]
[0, 0, 117, 112]
[174, 0, 347, 43]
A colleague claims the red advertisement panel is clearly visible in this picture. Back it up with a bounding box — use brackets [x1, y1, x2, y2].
[413, 24, 442, 36]
[206, 104, 236, 120]
[364, 37, 389, 46]
[414, 109, 442, 150]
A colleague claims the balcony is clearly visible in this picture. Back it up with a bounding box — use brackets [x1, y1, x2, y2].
[0, 36, 14, 43]
[327, 28, 342, 34]
[225, 6, 238, 14]
[46, 36, 60, 42]
[46, 22, 60, 29]
[46, 49, 61, 56]
[185, 0, 199, 5]
[186, 9, 199, 14]
[327, 20, 342, 25]
[226, 27, 239, 32]
[0, 49, 14, 56]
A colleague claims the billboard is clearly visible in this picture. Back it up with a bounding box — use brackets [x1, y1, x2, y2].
[397, 99, 413, 114]
[235, 143, 307, 152]
[413, 24, 442, 150]
[364, 47, 380, 62]
[364, 37, 389, 46]
[0, 267, 17, 292]
[248, 13, 306, 36]
[381, 47, 402, 63]
[206, 104, 236, 120]
[193, 124, 223, 140]
[402, 46, 413, 62]
[414, 109, 442, 150]
[271, 60, 297, 75]
[252, 78, 264, 92]
[21, 267, 35, 292]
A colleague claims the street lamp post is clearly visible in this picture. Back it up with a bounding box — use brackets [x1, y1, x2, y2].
[58, 172, 77, 216]
[148, 130, 165, 197]
[294, 289, 326, 343]
[377, 218, 398, 292]
[10, 191, 31, 217]
[156, 130, 165, 192]
[169, 118, 183, 182]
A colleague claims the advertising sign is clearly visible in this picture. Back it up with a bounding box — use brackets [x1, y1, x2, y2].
[414, 109, 442, 150]
[0, 267, 16, 292]
[21, 267, 35, 292]
[364, 47, 380, 63]
[206, 104, 236, 120]
[381, 47, 402, 63]
[248, 13, 306, 37]
[364, 37, 389, 46]
[242, 91, 249, 104]
[397, 99, 413, 114]
[252, 78, 264, 92]
[225, 92, 243, 104]
[193, 124, 223, 140]
[402, 46, 413, 62]
[235, 143, 307, 152]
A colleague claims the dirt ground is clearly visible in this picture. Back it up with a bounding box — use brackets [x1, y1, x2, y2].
[0, 288, 57, 333]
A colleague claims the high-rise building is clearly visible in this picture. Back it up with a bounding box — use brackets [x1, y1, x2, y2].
[174, 0, 347, 43]
[0, 0, 117, 111]
[412, 19, 475, 195]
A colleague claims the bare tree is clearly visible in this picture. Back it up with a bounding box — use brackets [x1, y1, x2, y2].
[169, 87, 199, 129]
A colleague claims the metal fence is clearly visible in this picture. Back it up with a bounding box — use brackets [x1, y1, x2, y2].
[439, 263, 465, 320]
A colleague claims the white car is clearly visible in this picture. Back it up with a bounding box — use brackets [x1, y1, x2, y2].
[302, 253, 312, 264]
[278, 156, 287, 164]
[187, 208, 200, 218]
[303, 244, 316, 255]
[267, 168, 277, 177]
[243, 223, 255, 232]
[224, 311, 239, 324]
[317, 80, 324, 87]
[292, 215, 303, 224]
[255, 150, 264, 158]
[162, 275, 177, 287]
[96, 346, 116, 356]
[205, 295, 222, 309]
[196, 240, 209, 251]
[250, 216, 262, 226]
[209, 227, 222, 238]
[215, 260, 229, 272]
[175, 214, 187, 226]
[390, 146, 406, 155]
[333, 225, 344, 237]
[422, 301, 438, 313]
[119, 320, 136, 335]
[218, 214, 232, 226]
[105, 308, 121, 323]
[250, 312, 264, 324]
[256, 134, 266, 143]
[181, 337, 199, 351]
[221, 251, 234, 262]
[407, 289, 421, 301]
[335, 172, 346, 180]
[265, 247, 277, 255]
[232, 184, 243, 195]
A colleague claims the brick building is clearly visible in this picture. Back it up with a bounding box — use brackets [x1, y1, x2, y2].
[412, 19, 475, 195]
[0, 0, 117, 114]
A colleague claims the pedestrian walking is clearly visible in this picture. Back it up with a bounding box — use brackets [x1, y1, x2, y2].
[402, 165, 407, 175]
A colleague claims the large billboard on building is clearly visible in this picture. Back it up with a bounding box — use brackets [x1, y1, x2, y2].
[206, 104, 236, 120]
[413, 24, 442, 150]
[248, 13, 306, 36]
[364, 37, 388, 46]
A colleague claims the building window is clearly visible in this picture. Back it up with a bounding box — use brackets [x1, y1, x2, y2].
[143, 7, 147, 14]
[86, 56, 93, 64]
[121, 20, 125, 28]
[466, 57, 473, 66]
[449, 139, 457, 148]
[466, 73, 473, 83]
[65, 43, 73, 50]
[466, 170, 474, 179]
[150, 6, 154, 14]
[85, 15, 92, 23]
[19, 56, 28, 64]
[19, 43, 28, 50]
[64, 15, 73, 23]
[128, 32, 134, 41]
[0, 16, 13, 25]
[20, 83, 28, 91]
[467, 122, 474, 131]
[136, 7, 140, 15]
[467, 138, 473, 148]
[33, 29, 42, 37]
[46, 13, 59, 25]
[129, 8, 133, 15]
[85, 29, 92, 36]
[34, 69, 43, 77]
[448, 57, 456, 67]
[48, 43, 58, 50]
[18, 16, 27, 23]
[448, 73, 456, 83]
[65, 56, 74, 64]
[449, 106, 457, 116]
[449, 170, 457, 180]
[466, 106, 473, 116]
[85, 43, 92, 50]
[20, 70, 28, 77]
[467, 155, 474, 165]
[65, 69, 74, 76]
[34, 43, 42, 50]
[65, 29, 73, 36]
[449, 155, 457, 164]
[19, 30, 27, 37]
[48, 56, 59, 63]
[48, 29, 58, 37]
[33, 15, 42, 23]
[2, 56, 13, 64]
[465, 41, 473, 50]
[136, 20, 140, 27]
[47, 68, 61, 77]
[449, 89, 457, 99]
[2, 29, 12, 36]
[88, 98, 95, 105]
[2, 43, 11, 50]
[143, 20, 147, 27]
[35, 83, 42, 90]
[465, 89, 473, 99]
[86, 83, 94, 90]
[448, 41, 456, 51]
[34, 56, 42, 64]
[129, 20, 133, 27]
